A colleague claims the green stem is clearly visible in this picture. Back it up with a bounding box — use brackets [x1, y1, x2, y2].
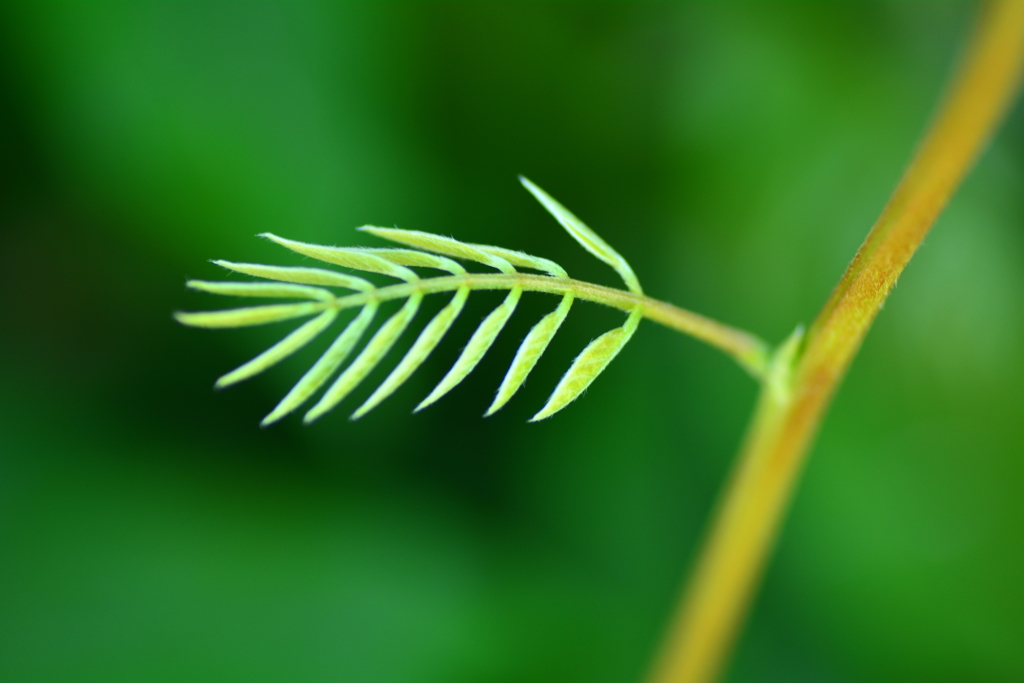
[647, 3, 1024, 682]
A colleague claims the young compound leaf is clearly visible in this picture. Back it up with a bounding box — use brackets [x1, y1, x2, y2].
[261, 303, 378, 426]
[530, 308, 643, 421]
[178, 175, 741, 426]
[519, 176, 642, 294]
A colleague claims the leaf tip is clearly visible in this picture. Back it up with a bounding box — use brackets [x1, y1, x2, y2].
[213, 371, 245, 390]
[484, 390, 514, 417]
[356, 225, 386, 239]
[259, 232, 285, 245]
[526, 408, 554, 423]
[174, 310, 209, 328]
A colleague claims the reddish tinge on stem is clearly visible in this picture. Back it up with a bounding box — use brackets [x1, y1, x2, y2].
[648, 3, 1024, 683]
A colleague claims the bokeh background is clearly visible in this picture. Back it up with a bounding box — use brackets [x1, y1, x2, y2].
[2, 3, 1022, 682]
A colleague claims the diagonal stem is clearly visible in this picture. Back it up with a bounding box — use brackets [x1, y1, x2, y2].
[647, 3, 1024, 682]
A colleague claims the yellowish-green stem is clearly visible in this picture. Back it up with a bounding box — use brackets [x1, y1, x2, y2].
[647, 3, 1024, 682]
[180, 272, 772, 379]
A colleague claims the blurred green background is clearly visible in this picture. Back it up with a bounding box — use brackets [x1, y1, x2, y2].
[2, 2, 1022, 682]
